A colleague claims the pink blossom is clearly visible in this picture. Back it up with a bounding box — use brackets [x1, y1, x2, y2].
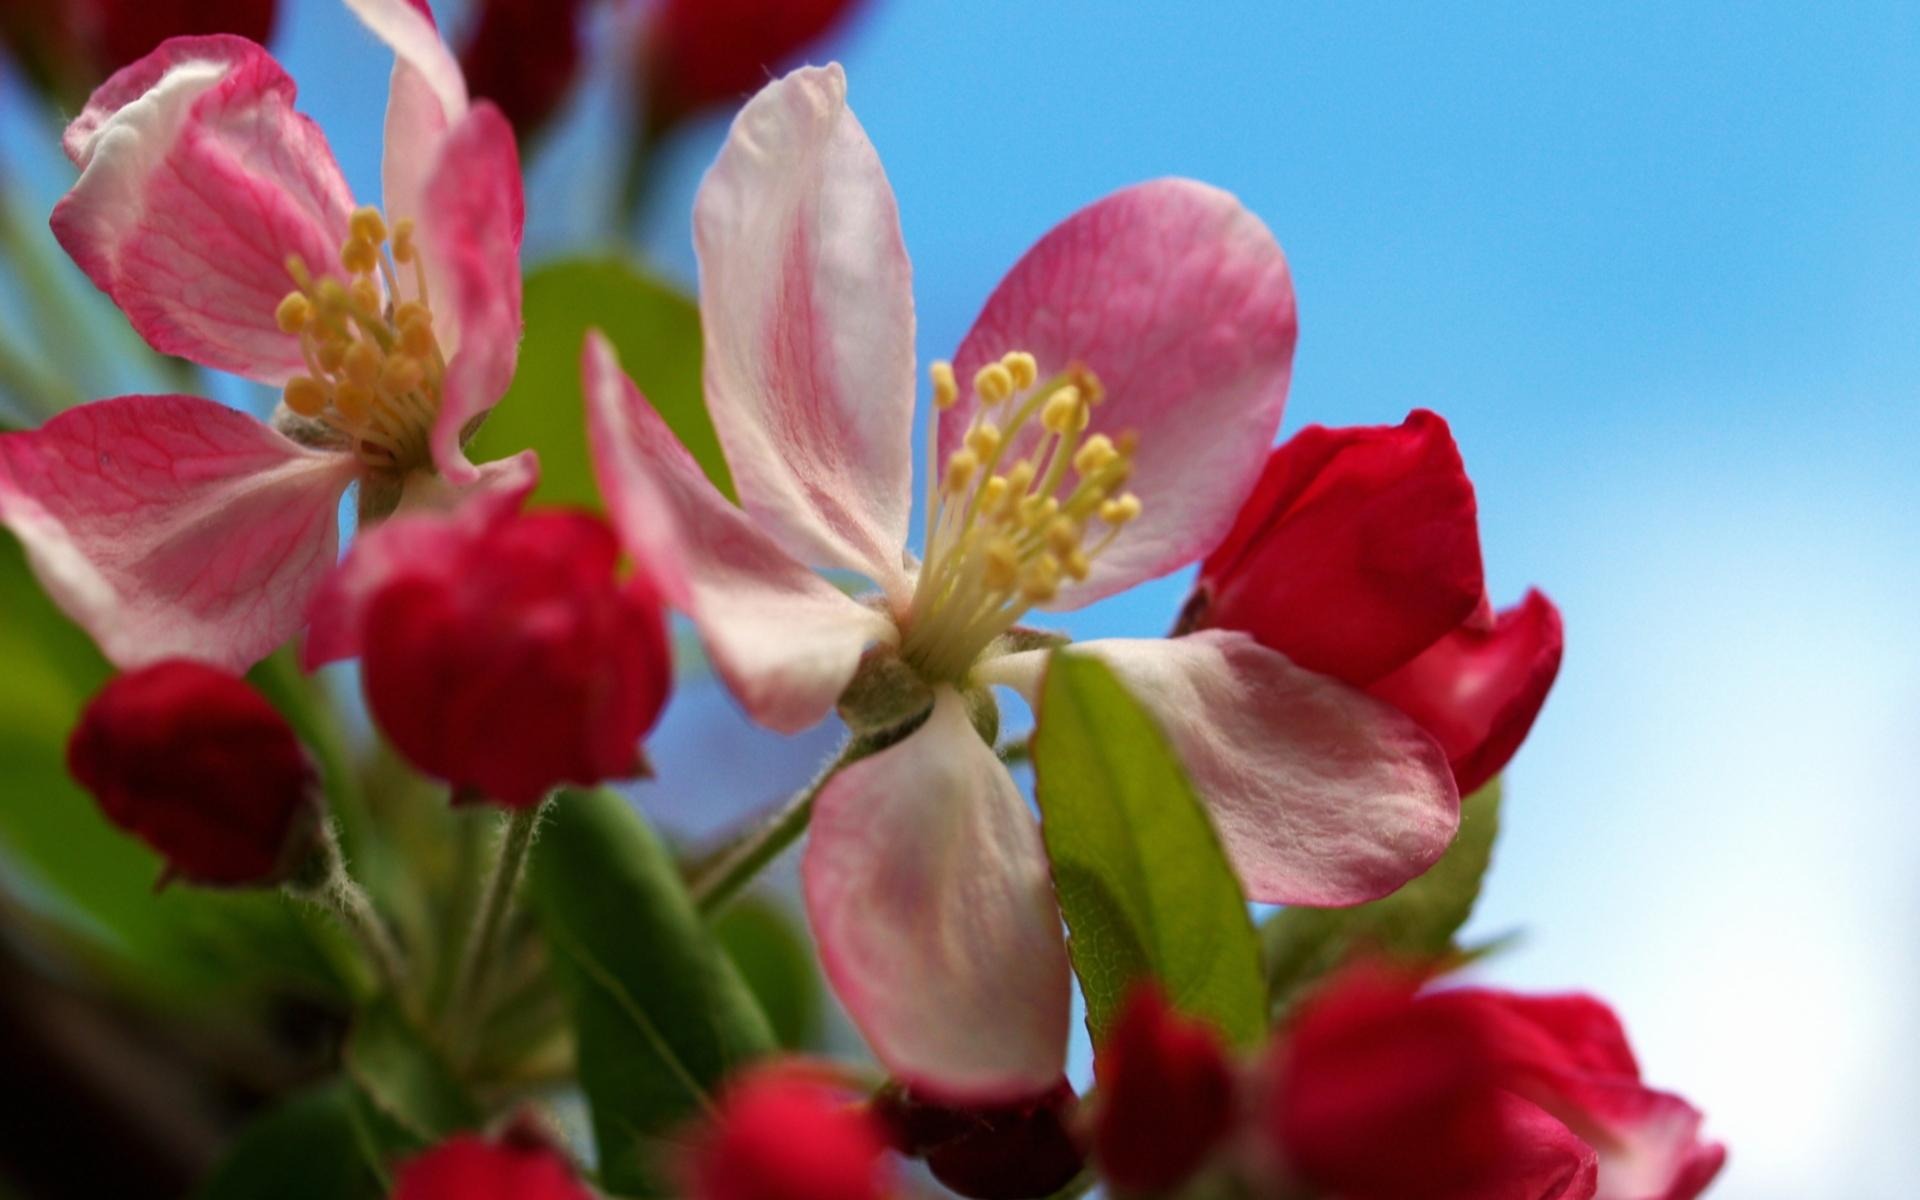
[0, 1, 528, 673]
[585, 65, 1462, 1102]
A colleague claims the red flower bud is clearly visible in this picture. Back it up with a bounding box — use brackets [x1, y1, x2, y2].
[394, 1128, 592, 1200]
[640, 0, 865, 133]
[1091, 985, 1238, 1193]
[307, 498, 672, 807]
[877, 1080, 1084, 1200]
[66, 660, 320, 887]
[460, 0, 589, 142]
[686, 1067, 891, 1200]
[1185, 410, 1561, 792]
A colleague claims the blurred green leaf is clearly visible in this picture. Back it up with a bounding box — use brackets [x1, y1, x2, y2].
[1032, 653, 1266, 1049]
[0, 533, 350, 1002]
[1262, 780, 1503, 1016]
[343, 998, 478, 1144]
[466, 257, 731, 509]
[715, 896, 822, 1050]
[195, 1084, 393, 1200]
[530, 790, 775, 1196]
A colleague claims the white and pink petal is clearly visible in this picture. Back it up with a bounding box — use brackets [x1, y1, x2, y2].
[0, 395, 358, 673]
[583, 332, 892, 734]
[981, 631, 1459, 907]
[693, 64, 916, 600]
[803, 689, 1073, 1102]
[946, 179, 1297, 609]
[53, 36, 356, 384]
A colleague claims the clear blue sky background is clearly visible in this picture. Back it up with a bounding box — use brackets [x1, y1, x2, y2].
[5, 2, 1917, 1195]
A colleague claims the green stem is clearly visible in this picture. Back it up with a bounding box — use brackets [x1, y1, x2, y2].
[290, 823, 407, 997]
[690, 738, 871, 918]
[450, 802, 547, 1043]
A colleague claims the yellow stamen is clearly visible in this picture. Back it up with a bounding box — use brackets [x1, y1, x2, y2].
[343, 342, 383, 389]
[1100, 493, 1142, 525]
[1041, 386, 1084, 434]
[341, 235, 378, 275]
[974, 363, 1014, 405]
[931, 360, 959, 410]
[1073, 433, 1117, 477]
[275, 292, 313, 334]
[283, 376, 328, 417]
[1002, 351, 1037, 390]
[350, 206, 388, 245]
[966, 423, 1002, 459]
[943, 449, 978, 495]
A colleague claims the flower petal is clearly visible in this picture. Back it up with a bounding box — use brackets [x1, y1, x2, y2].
[52, 36, 355, 384]
[694, 64, 915, 600]
[978, 631, 1458, 906]
[1369, 589, 1565, 795]
[583, 332, 892, 733]
[302, 450, 536, 668]
[0, 395, 357, 672]
[418, 103, 524, 485]
[803, 690, 1072, 1102]
[1192, 411, 1485, 686]
[345, 0, 469, 233]
[946, 179, 1297, 607]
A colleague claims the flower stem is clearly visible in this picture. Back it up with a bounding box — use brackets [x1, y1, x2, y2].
[291, 823, 407, 997]
[690, 738, 873, 919]
[450, 801, 547, 1044]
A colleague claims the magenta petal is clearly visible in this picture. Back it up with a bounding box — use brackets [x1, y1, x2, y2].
[979, 632, 1459, 906]
[303, 450, 536, 668]
[0, 395, 357, 671]
[946, 179, 1297, 608]
[694, 65, 916, 600]
[53, 36, 355, 384]
[583, 332, 892, 734]
[355, 0, 471, 269]
[419, 103, 525, 485]
[804, 691, 1073, 1102]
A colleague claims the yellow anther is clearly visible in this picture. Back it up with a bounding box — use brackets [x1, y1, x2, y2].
[974, 362, 1014, 405]
[1063, 549, 1092, 581]
[284, 253, 314, 289]
[350, 206, 388, 246]
[349, 277, 382, 317]
[317, 337, 350, 373]
[316, 278, 350, 316]
[982, 537, 1020, 591]
[282, 376, 328, 418]
[1073, 434, 1118, 477]
[275, 292, 313, 334]
[1046, 515, 1081, 555]
[1073, 366, 1107, 406]
[341, 235, 379, 275]
[391, 218, 416, 263]
[1002, 351, 1037, 391]
[1042, 386, 1084, 433]
[334, 382, 373, 423]
[943, 449, 979, 495]
[931, 360, 959, 410]
[399, 312, 436, 358]
[1018, 494, 1060, 530]
[380, 355, 425, 397]
[1020, 554, 1062, 603]
[1100, 493, 1143, 526]
[980, 474, 1010, 510]
[343, 341, 384, 389]
[966, 423, 1002, 459]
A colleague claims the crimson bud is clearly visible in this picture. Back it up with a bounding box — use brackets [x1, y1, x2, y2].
[1092, 985, 1238, 1194]
[393, 1127, 592, 1200]
[686, 1066, 891, 1200]
[877, 1079, 1084, 1200]
[640, 0, 864, 134]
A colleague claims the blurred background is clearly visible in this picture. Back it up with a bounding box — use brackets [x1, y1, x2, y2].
[3, 2, 1917, 1197]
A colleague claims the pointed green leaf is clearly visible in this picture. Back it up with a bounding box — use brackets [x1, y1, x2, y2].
[466, 258, 731, 509]
[1032, 653, 1265, 1048]
[342, 998, 479, 1144]
[529, 790, 775, 1196]
[195, 1083, 401, 1200]
[714, 897, 823, 1050]
[1262, 779, 1503, 1015]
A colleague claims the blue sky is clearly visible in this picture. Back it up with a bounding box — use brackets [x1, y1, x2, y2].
[6, 1, 1918, 1194]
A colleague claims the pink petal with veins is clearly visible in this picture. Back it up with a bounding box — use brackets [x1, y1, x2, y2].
[694, 65, 916, 602]
[53, 35, 355, 384]
[0, 395, 357, 672]
[583, 332, 892, 734]
[804, 690, 1073, 1102]
[946, 179, 1297, 609]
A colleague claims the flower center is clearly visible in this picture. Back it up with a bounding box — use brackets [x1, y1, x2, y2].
[901, 350, 1142, 682]
[273, 206, 447, 472]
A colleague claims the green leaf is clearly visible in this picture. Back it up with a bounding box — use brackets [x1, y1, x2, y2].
[1262, 779, 1504, 1016]
[1032, 653, 1266, 1049]
[0, 533, 349, 1002]
[343, 998, 479, 1144]
[714, 896, 822, 1050]
[530, 790, 776, 1196]
[195, 1084, 395, 1200]
[465, 257, 731, 509]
